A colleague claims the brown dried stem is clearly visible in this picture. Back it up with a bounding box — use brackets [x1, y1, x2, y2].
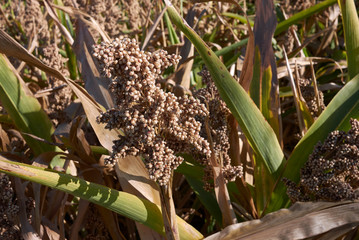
[159, 178, 179, 240]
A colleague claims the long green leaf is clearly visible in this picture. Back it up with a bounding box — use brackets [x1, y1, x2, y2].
[249, 0, 280, 213]
[0, 54, 57, 156]
[165, 1, 285, 176]
[0, 156, 203, 240]
[338, 0, 359, 80]
[266, 73, 359, 213]
[164, 11, 180, 45]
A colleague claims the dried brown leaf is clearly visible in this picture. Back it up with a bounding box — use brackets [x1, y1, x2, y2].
[205, 119, 237, 226]
[277, 57, 344, 81]
[0, 124, 10, 151]
[73, 18, 114, 109]
[238, 19, 254, 91]
[283, 49, 307, 136]
[141, 6, 168, 51]
[68, 117, 96, 164]
[115, 156, 161, 204]
[14, 178, 41, 240]
[49, 3, 110, 42]
[43, 0, 74, 45]
[173, 6, 197, 92]
[115, 156, 163, 240]
[69, 199, 89, 240]
[205, 201, 359, 240]
[0, 29, 119, 152]
[41, 217, 61, 240]
[42, 224, 60, 240]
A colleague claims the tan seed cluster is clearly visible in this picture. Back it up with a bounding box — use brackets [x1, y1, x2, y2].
[0, 174, 21, 239]
[23, 0, 50, 44]
[194, 69, 243, 189]
[93, 37, 211, 185]
[41, 44, 72, 126]
[281, 0, 315, 16]
[300, 78, 325, 118]
[285, 119, 359, 202]
[0, 174, 19, 220]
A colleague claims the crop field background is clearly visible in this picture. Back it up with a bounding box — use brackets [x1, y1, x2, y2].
[0, 0, 359, 239]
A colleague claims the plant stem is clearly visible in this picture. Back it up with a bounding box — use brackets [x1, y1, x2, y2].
[159, 179, 179, 240]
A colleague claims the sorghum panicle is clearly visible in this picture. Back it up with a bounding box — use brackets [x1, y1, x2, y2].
[93, 37, 211, 185]
[285, 119, 359, 202]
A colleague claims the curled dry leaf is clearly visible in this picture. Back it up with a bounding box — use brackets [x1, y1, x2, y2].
[0, 29, 119, 152]
[73, 18, 114, 109]
[205, 201, 359, 240]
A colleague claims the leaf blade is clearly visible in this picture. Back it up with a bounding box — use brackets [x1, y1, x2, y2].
[0, 156, 203, 240]
[0, 55, 57, 155]
[266, 73, 359, 213]
[338, 0, 359, 80]
[165, 1, 285, 176]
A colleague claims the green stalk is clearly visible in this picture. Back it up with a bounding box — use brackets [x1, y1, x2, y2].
[0, 156, 203, 240]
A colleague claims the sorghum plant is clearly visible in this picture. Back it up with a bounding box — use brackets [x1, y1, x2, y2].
[285, 119, 359, 202]
[92, 37, 242, 187]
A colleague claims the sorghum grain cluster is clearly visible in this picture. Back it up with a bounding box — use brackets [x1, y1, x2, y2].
[93, 37, 211, 185]
[299, 78, 325, 118]
[194, 70, 243, 189]
[0, 174, 21, 240]
[285, 119, 359, 202]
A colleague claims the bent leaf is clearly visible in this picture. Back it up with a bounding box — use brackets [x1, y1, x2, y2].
[165, 0, 285, 177]
[205, 201, 359, 240]
[0, 156, 203, 240]
[0, 29, 119, 152]
[267, 73, 359, 213]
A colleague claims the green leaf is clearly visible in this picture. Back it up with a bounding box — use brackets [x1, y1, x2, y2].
[165, 1, 285, 176]
[0, 54, 57, 156]
[221, 12, 254, 26]
[266, 73, 359, 213]
[164, 11, 180, 45]
[0, 156, 203, 240]
[338, 0, 359, 80]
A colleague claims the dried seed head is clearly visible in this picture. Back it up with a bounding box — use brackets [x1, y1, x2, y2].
[94, 39, 242, 187]
[93, 38, 211, 185]
[285, 119, 359, 202]
[194, 69, 243, 189]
